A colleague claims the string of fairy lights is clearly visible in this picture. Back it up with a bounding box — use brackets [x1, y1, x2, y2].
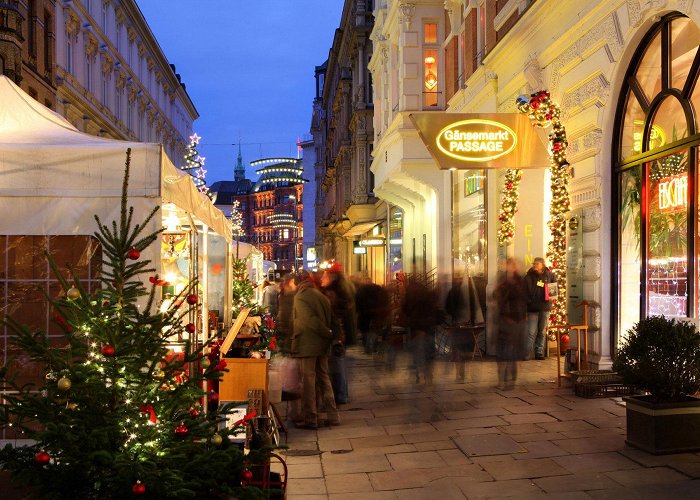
[503, 90, 571, 331]
[181, 133, 209, 194]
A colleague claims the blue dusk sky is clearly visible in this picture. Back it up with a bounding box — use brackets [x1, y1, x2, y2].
[137, 1, 343, 184]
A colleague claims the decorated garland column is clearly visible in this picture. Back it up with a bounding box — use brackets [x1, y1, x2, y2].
[497, 168, 522, 246]
[516, 91, 571, 333]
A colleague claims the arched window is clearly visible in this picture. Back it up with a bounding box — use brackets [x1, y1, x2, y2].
[613, 14, 700, 344]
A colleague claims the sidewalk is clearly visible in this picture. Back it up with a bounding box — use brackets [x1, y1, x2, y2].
[280, 347, 700, 499]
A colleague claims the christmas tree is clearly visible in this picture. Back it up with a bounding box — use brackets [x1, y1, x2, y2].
[181, 133, 209, 195]
[0, 150, 265, 499]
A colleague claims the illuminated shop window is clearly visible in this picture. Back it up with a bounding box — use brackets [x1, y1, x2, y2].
[614, 14, 700, 343]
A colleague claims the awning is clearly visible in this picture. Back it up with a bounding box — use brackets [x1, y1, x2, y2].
[343, 219, 383, 237]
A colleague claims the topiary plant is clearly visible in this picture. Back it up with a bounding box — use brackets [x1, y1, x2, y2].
[613, 315, 700, 402]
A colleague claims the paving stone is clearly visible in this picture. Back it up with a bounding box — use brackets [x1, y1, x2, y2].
[480, 457, 572, 480]
[553, 434, 627, 454]
[329, 492, 398, 500]
[453, 433, 526, 457]
[511, 431, 567, 442]
[533, 472, 622, 492]
[401, 430, 455, 443]
[513, 439, 570, 460]
[437, 448, 471, 465]
[551, 452, 641, 474]
[321, 451, 392, 474]
[586, 481, 700, 500]
[534, 419, 598, 434]
[414, 440, 457, 451]
[316, 424, 388, 440]
[393, 484, 466, 499]
[454, 426, 502, 436]
[384, 422, 437, 436]
[498, 423, 547, 435]
[433, 415, 509, 431]
[387, 450, 449, 470]
[603, 466, 690, 487]
[443, 407, 510, 419]
[324, 472, 373, 494]
[286, 462, 324, 478]
[501, 413, 559, 425]
[350, 433, 406, 449]
[454, 478, 543, 498]
[317, 438, 352, 452]
[286, 478, 327, 496]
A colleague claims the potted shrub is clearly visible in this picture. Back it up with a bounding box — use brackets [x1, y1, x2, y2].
[613, 315, 700, 454]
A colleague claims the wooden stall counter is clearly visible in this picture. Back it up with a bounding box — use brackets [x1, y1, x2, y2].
[220, 358, 269, 402]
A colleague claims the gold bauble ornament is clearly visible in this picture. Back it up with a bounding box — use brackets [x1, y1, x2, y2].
[153, 370, 165, 380]
[66, 286, 81, 301]
[201, 357, 211, 369]
[210, 433, 223, 446]
[57, 376, 72, 391]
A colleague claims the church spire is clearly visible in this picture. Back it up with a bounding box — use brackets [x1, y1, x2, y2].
[234, 141, 245, 181]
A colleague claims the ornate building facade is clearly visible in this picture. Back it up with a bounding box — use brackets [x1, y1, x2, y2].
[0, 0, 57, 108]
[54, 0, 197, 162]
[314, 0, 380, 280]
[369, 0, 700, 366]
[0, 1, 196, 163]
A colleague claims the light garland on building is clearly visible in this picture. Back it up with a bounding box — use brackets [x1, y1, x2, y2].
[516, 90, 571, 331]
[497, 168, 522, 246]
[181, 133, 209, 194]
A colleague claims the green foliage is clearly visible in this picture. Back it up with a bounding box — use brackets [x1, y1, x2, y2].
[231, 254, 263, 318]
[614, 315, 700, 402]
[0, 150, 263, 499]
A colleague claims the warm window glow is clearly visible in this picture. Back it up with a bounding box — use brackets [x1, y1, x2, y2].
[424, 23, 437, 44]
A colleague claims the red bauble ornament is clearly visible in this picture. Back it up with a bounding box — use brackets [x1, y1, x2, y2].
[101, 344, 116, 357]
[35, 450, 50, 465]
[186, 294, 198, 305]
[561, 334, 570, 344]
[126, 247, 141, 260]
[185, 323, 196, 334]
[175, 423, 189, 438]
[189, 407, 199, 418]
[132, 480, 146, 496]
[208, 391, 219, 404]
[241, 469, 254, 482]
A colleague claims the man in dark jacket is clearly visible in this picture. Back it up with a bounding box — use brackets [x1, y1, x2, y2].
[524, 257, 556, 360]
[290, 270, 340, 429]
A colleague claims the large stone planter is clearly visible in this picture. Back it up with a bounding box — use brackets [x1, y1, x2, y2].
[623, 395, 700, 454]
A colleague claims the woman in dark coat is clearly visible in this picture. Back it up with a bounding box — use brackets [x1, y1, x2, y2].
[493, 258, 528, 390]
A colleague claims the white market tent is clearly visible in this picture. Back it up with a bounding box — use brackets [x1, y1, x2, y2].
[0, 76, 263, 330]
[0, 75, 230, 247]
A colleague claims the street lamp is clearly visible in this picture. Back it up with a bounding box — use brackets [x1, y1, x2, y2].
[289, 194, 299, 271]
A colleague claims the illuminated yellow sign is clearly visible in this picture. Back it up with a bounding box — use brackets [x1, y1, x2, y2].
[658, 175, 687, 212]
[410, 113, 551, 170]
[436, 119, 517, 162]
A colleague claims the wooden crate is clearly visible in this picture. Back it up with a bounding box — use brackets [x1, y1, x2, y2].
[220, 358, 268, 404]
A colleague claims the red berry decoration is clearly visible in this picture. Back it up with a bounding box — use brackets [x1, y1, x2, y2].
[35, 450, 50, 465]
[175, 422, 189, 438]
[132, 480, 146, 496]
[241, 469, 254, 482]
[186, 294, 198, 305]
[185, 323, 196, 334]
[126, 247, 141, 260]
[101, 344, 116, 357]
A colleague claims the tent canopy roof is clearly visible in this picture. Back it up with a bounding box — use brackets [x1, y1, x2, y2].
[0, 75, 231, 241]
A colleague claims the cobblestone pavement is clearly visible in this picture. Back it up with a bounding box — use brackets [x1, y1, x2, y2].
[279, 347, 700, 499]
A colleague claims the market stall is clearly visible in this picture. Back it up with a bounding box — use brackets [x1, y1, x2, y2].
[0, 75, 262, 339]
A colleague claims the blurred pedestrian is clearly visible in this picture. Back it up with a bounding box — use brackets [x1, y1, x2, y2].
[402, 278, 438, 385]
[276, 274, 295, 355]
[355, 277, 391, 354]
[524, 257, 556, 360]
[289, 270, 339, 429]
[320, 261, 354, 404]
[261, 279, 279, 317]
[494, 258, 527, 390]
